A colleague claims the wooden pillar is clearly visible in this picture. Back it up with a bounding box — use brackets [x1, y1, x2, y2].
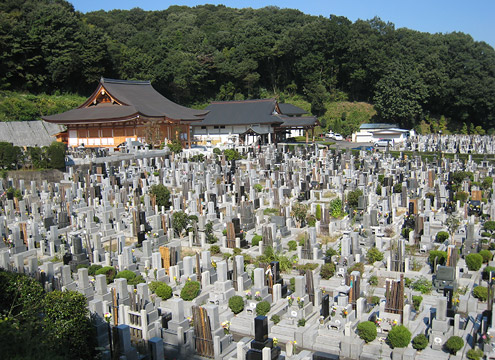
[187, 124, 191, 149]
[305, 128, 309, 144]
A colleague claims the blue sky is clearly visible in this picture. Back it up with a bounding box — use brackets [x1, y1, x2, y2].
[70, 0, 495, 48]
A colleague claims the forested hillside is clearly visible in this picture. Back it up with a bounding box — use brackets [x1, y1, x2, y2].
[1, 0, 495, 133]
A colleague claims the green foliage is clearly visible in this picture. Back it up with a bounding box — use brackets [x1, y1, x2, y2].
[270, 314, 281, 324]
[347, 189, 362, 209]
[289, 277, 295, 292]
[370, 296, 380, 305]
[326, 248, 338, 257]
[315, 204, 322, 220]
[205, 221, 217, 244]
[401, 227, 412, 239]
[149, 281, 173, 300]
[329, 198, 343, 218]
[297, 318, 306, 327]
[479, 249, 493, 263]
[228, 295, 245, 314]
[411, 277, 432, 294]
[454, 191, 469, 204]
[347, 262, 365, 275]
[484, 221, 495, 232]
[209, 245, 221, 255]
[95, 266, 116, 284]
[149, 184, 171, 208]
[412, 295, 423, 311]
[473, 286, 488, 301]
[484, 266, 495, 276]
[254, 184, 263, 192]
[45, 142, 66, 169]
[263, 208, 279, 215]
[482, 177, 494, 191]
[320, 263, 336, 279]
[393, 183, 403, 193]
[435, 231, 449, 243]
[467, 348, 484, 360]
[376, 184, 382, 196]
[366, 247, 384, 264]
[0, 142, 23, 170]
[445, 336, 464, 355]
[252, 235, 263, 247]
[466, 253, 483, 271]
[368, 275, 378, 286]
[357, 321, 377, 343]
[288, 240, 297, 251]
[224, 149, 241, 161]
[387, 325, 412, 348]
[296, 263, 319, 273]
[115, 270, 145, 286]
[412, 334, 428, 350]
[213, 148, 222, 155]
[168, 139, 183, 154]
[172, 211, 190, 237]
[428, 250, 447, 266]
[256, 301, 271, 316]
[180, 281, 201, 301]
[291, 202, 308, 226]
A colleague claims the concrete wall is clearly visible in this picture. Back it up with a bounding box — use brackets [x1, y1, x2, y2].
[6, 169, 65, 188]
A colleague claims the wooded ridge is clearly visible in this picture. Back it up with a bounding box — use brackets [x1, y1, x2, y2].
[1, 0, 494, 132]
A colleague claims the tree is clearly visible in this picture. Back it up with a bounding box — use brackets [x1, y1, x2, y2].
[357, 321, 377, 343]
[0, 142, 22, 170]
[347, 189, 362, 209]
[479, 249, 493, 263]
[172, 211, 190, 238]
[45, 141, 66, 169]
[149, 184, 171, 208]
[366, 247, 384, 264]
[168, 139, 183, 154]
[387, 325, 411, 348]
[445, 336, 464, 355]
[43, 290, 96, 360]
[320, 263, 336, 279]
[412, 334, 428, 350]
[446, 215, 460, 245]
[291, 202, 308, 227]
[228, 295, 244, 314]
[484, 221, 495, 233]
[329, 198, 343, 218]
[465, 253, 483, 271]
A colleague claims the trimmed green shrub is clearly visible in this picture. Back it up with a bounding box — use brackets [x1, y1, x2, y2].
[76, 264, 89, 270]
[252, 235, 262, 247]
[357, 321, 377, 343]
[271, 314, 280, 324]
[180, 281, 201, 301]
[411, 277, 432, 294]
[428, 250, 447, 265]
[366, 247, 384, 264]
[88, 264, 102, 276]
[370, 296, 380, 306]
[256, 301, 271, 316]
[467, 348, 484, 360]
[466, 253, 483, 271]
[368, 275, 378, 286]
[315, 204, 322, 220]
[412, 334, 428, 350]
[479, 249, 493, 263]
[484, 266, 495, 276]
[325, 248, 338, 257]
[149, 282, 172, 300]
[95, 266, 116, 284]
[473, 286, 488, 301]
[228, 295, 244, 314]
[387, 325, 411, 348]
[445, 335, 464, 355]
[297, 318, 306, 327]
[287, 240, 297, 251]
[435, 231, 449, 243]
[115, 270, 137, 281]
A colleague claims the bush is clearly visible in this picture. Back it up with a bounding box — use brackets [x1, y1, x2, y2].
[473, 286, 488, 301]
[320, 263, 336, 279]
[297, 318, 306, 327]
[479, 249, 493, 263]
[467, 348, 484, 360]
[325, 248, 338, 257]
[256, 301, 271, 316]
[180, 281, 201, 301]
[370, 296, 381, 305]
[445, 335, 464, 355]
[357, 321, 377, 343]
[347, 262, 364, 275]
[210, 245, 221, 255]
[428, 250, 447, 265]
[224, 149, 241, 161]
[88, 264, 102, 276]
[484, 266, 495, 277]
[481, 231, 492, 238]
[368, 275, 378, 286]
[435, 231, 449, 243]
[387, 325, 411, 348]
[168, 139, 183, 154]
[411, 277, 432, 294]
[366, 247, 384, 264]
[315, 204, 322, 220]
[412, 295, 423, 311]
[289, 278, 295, 292]
[412, 334, 428, 350]
[213, 148, 221, 155]
[466, 253, 483, 271]
[402, 227, 412, 239]
[287, 240, 297, 251]
[95, 266, 116, 284]
[228, 295, 244, 314]
[115, 270, 137, 281]
[149, 282, 172, 300]
[271, 314, 280, 324]
[252, 235, 262, 247]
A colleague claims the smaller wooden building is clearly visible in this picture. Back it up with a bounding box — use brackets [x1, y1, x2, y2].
[43, 78, 207, 149]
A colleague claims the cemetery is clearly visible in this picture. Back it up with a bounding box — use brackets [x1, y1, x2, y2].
[2, 137, 495, 360]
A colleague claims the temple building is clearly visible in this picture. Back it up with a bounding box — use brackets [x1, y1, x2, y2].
[192, 99, 318, 146]
[43, 78, 207, 149]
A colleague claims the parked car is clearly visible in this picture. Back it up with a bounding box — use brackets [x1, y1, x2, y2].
[325, 132, 335, 139]
[333, 133, 343, 141]
[374, 139, 393, 147]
